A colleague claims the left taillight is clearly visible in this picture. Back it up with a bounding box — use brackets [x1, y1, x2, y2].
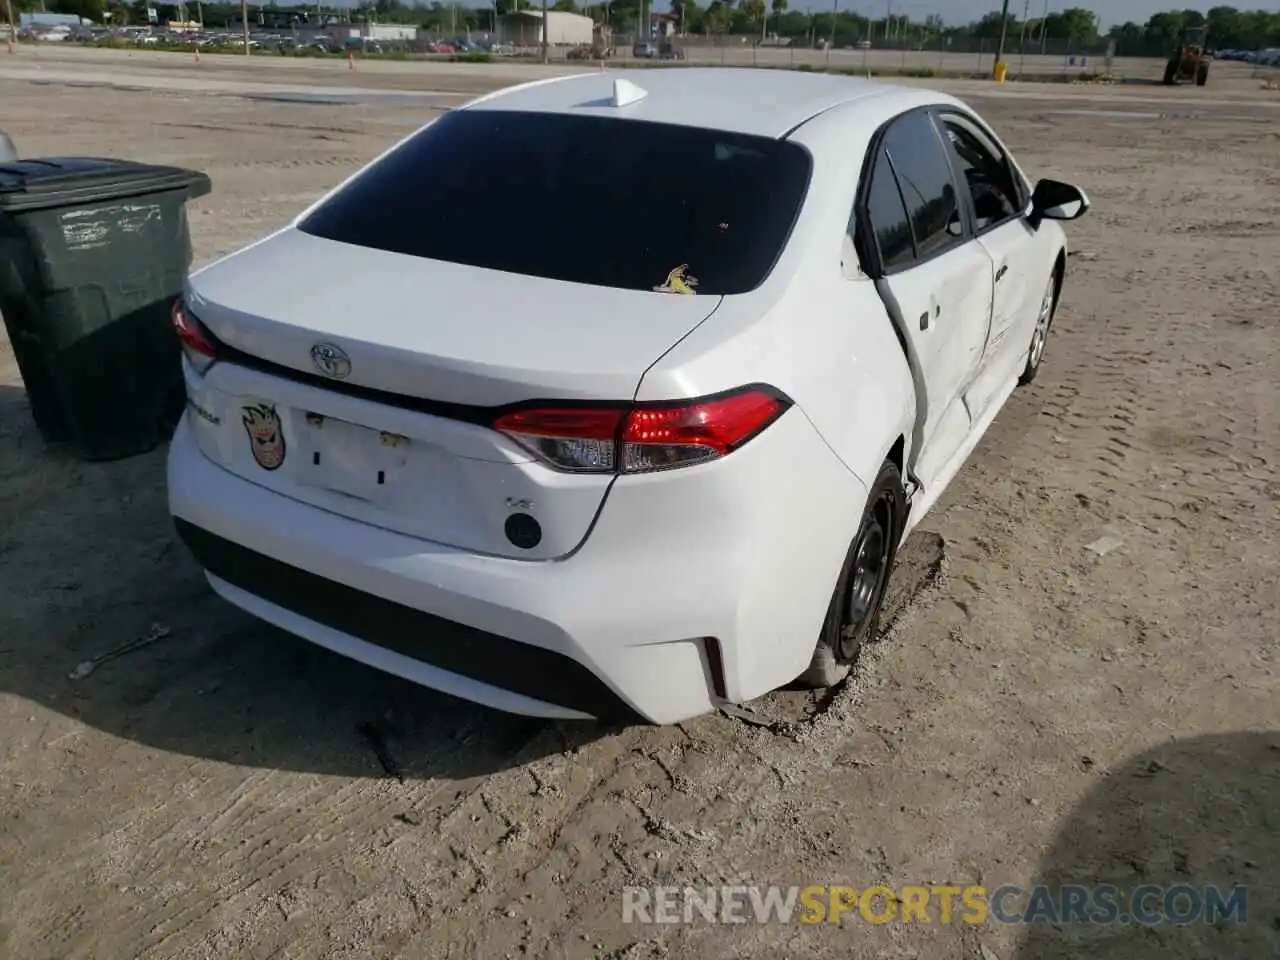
[490, 406, 624, 473]
[493, 386, 791, 475]
[171, 299, 218, 375]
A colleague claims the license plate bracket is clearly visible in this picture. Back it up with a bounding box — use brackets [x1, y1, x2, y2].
[296, 413, 410, 502]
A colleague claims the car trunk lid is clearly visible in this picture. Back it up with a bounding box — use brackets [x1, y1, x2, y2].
[188, 227, 722, 407]
[182, 228, 722, 559]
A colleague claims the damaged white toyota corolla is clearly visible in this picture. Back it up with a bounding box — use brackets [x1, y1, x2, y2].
[167, 68, 1088, 724]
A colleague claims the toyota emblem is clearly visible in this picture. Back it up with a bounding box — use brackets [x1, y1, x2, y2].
[310, 342, 351, 380]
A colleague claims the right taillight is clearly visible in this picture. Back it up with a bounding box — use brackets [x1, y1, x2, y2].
[171, 299, 218, 374]
[493, 387, 790, 475]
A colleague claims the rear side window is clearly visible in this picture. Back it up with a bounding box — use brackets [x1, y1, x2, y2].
[880, 112, 962, 261]
[298, 110, 813, 296]
[863, 149, 914, 270]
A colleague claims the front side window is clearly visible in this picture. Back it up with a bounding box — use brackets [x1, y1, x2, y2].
[298, 110, 813, 296]
[938, 116, 1023, 231]
[880, 111, 963, 262]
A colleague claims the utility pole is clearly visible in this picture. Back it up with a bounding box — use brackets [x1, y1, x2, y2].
[241, 0, 250, 54]
[992, 0, 1010, 76]
[1018, 0, 1028, 75]
[4, 0, 15, 53]
[1038, 0, 1048, 53]
[541, 0, 548, 62]
[827, 0, 836, 51]
[862, 7, 871, 70]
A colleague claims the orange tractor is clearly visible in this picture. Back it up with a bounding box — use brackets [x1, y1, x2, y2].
[1163, 25, 1211, 86]
[567, 22, 616, 60]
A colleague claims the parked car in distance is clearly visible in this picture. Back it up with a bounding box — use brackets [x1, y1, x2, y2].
[168, 69, 1088, 725]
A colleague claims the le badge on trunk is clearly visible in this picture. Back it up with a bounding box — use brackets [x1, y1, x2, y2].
[242, 404, 286, 470]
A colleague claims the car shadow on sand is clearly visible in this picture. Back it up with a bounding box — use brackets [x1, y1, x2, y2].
[1013, 729, 1280, 960]
[0, 384, 611, 781]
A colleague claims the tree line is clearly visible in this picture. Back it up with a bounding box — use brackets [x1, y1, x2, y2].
[15, 0, 1280, 54]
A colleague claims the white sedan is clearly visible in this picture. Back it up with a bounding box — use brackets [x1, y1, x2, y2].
[168, 68, 1088, 724]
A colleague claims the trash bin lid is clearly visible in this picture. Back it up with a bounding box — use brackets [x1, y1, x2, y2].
[0, 157, 211, 214]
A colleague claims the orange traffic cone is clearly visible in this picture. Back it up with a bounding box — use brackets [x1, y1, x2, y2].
[194, 45, 201, 63]
[348, 50, 355, 70]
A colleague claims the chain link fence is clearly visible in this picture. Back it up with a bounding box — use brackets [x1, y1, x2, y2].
[26, 18, 1279, 84]
[552, 32, 1131, 77]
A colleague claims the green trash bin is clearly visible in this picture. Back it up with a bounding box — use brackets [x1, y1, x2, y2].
[0, 157, 211, 461]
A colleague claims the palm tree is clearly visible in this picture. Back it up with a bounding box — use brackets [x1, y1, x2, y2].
[741, 0, 765, 40]
[770, 0, 786, 37]
[770, 0, 788, 37]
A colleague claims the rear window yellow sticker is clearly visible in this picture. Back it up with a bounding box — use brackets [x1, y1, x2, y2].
[654, 264, 698, 295]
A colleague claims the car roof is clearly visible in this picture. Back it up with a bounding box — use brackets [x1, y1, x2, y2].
[460, 67, 932, 139]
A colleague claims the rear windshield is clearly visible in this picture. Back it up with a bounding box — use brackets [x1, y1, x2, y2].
[298, 110, 812, 296]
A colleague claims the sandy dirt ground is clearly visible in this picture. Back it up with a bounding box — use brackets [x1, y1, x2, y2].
[0, 51, 1278, 960]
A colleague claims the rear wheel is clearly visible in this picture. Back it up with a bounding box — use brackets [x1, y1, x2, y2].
[1162, 60, 1177, 85]
[1195, 63, 1209, 86]
[797, 460, 905, 688]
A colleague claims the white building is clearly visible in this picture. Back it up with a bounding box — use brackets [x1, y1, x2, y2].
[327, 23, 419, 44]
[20, 12, 85, 27]
[496, 11, 594, 47]
[365, 23, 418, 42]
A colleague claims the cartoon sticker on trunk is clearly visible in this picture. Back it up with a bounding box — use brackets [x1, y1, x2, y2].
[654, 264, 698, 295]
[242, 403, 286, 470]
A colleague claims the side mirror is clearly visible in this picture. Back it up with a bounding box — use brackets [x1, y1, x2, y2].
[1030, 179, 1090, 223]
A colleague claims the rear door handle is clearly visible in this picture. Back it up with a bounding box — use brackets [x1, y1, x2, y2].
[995, 264, 1009, 283]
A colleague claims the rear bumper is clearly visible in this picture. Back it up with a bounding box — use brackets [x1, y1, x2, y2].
[175, 518, 643, 723]
[168, 408, 867, 724]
